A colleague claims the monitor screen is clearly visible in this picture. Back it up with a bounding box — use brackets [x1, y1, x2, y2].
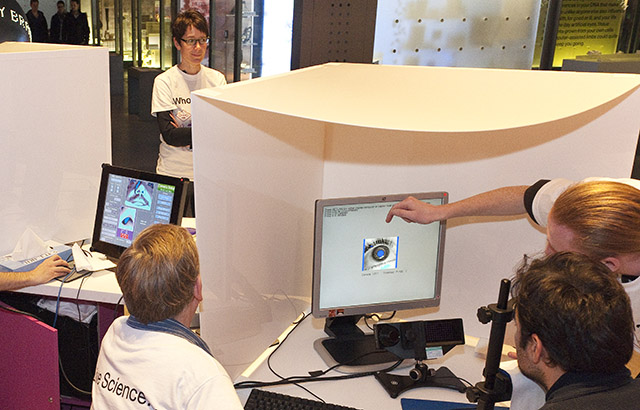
[312, 192, 447, 318]
[90, 164, 188, 259]
[311, 192, 447, 368]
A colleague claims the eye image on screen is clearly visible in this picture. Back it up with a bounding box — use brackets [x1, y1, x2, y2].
[124, 179, 154, 211]
[116, 206, 136, 241]
[362, 237, 399, 271]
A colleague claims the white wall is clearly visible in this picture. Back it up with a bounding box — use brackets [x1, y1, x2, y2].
[0, 42, 111, 255]
[374, 0, 542, 69]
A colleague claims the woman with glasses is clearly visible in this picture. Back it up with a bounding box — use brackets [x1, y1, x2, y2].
[151, 9, 227, 217]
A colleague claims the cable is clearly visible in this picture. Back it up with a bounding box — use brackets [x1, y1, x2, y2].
[53, 267, 76, 328]
[264, 312, 325, 401]
[458, 377, 474, 388]
[235, 356, 403, 390]
[51, 250, 79, 327]
[366, 312, 396, 321]
[364, 311, 396, 330]
[114, 295, 124, 321]
[75, 274, 88, 322]
[76, 274, 101, 385]
[235, 311, 404, 392]
[59, 355, 92, 396]
[57, 269, 98, 396]
[0, 303, 42, 321]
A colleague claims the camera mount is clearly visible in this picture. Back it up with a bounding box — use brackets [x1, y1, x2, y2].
[466, 279, 514, 410]
[373, 318, 466, 398]
[375, 361, 467, 398]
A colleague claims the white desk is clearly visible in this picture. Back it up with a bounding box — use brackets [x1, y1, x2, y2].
[236, 313, 513, 409]
[16, 268, 122, 304]
[11, 267, 123, 343]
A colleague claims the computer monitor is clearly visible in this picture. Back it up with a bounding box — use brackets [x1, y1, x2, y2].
[311, 192, 447, 368]
[90, 164, 188, 259]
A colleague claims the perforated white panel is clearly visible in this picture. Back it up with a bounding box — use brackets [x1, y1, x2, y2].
[374, 0, 542, 69]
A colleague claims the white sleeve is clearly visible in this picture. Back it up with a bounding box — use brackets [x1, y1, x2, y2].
[202, 68, 227, 89]
[530, 178, 575, 227]
[151, 73, 177, 116]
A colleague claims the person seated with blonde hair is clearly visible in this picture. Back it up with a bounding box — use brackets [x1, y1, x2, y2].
[91, 224, 242, 409]
[387, 177, 640, 350]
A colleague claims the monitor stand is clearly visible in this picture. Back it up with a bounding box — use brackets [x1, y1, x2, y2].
[313, 315, 405, 373]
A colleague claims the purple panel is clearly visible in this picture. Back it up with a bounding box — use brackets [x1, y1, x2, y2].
[0, 302, 60, 409]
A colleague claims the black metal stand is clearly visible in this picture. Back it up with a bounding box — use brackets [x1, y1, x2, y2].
[375, 362, 466, 399]
[539, 0, 563, 70]
[466, 279, 514, 410]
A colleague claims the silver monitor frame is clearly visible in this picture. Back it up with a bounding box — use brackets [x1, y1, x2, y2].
[311, 191, 448, 318]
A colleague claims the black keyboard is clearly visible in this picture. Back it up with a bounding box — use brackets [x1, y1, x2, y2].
[244, 389, 361, 410]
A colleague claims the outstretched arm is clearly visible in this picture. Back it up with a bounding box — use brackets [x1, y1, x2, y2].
[0, 255, 70, 291]
[386, 185, 529, 224]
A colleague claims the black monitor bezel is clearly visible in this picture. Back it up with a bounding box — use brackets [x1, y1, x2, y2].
[90, 163, 188, 259]
[311, 192, 448, 319]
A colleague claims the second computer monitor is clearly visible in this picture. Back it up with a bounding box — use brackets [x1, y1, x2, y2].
[90, 164, 188, 259]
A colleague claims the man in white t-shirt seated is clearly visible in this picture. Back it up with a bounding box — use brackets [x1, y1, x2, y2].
[91, 224, 242, 409]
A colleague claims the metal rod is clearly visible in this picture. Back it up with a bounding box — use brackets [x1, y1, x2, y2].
[539, 0, 563, 70]
[136, 0, 142, 66]
[233, 0, 242, 82]
[484, 279, 511, 391]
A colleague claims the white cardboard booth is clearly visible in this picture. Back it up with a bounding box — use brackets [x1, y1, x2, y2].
[0, 42, 111, 255]
[192, 63, 640, 378]
[0, 41, 111, 409]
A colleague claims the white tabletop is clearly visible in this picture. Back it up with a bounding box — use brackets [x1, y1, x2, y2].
[15, 268, 122, 304]
[235, 313, 512, 409]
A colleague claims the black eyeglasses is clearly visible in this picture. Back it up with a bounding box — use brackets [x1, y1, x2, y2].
[180, 37, 210, 46]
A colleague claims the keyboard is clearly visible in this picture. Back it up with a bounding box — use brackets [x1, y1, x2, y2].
[244, 389, 361, 410]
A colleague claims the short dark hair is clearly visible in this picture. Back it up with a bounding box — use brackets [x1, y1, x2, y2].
[172, 9, 209, 41]
[512, 252, 635, 373]
[116, 224, 199, 324]
[57, 1, 65, 6]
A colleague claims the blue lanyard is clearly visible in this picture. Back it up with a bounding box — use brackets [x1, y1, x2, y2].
[126, 316, 213, 357]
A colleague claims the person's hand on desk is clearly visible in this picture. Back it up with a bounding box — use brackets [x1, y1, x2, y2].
[386, 196, 447, 224]
[30, 255, 71, 284]
[0, 255, 70, 291]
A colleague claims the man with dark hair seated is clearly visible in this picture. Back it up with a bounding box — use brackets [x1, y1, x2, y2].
[511, 252, 640, 409]
[91, 224, 242, 409]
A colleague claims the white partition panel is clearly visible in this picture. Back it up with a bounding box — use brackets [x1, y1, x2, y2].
[192, 63, 640, 378]
[191, 98, 325, 375]
[0, 42, 111, 255]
